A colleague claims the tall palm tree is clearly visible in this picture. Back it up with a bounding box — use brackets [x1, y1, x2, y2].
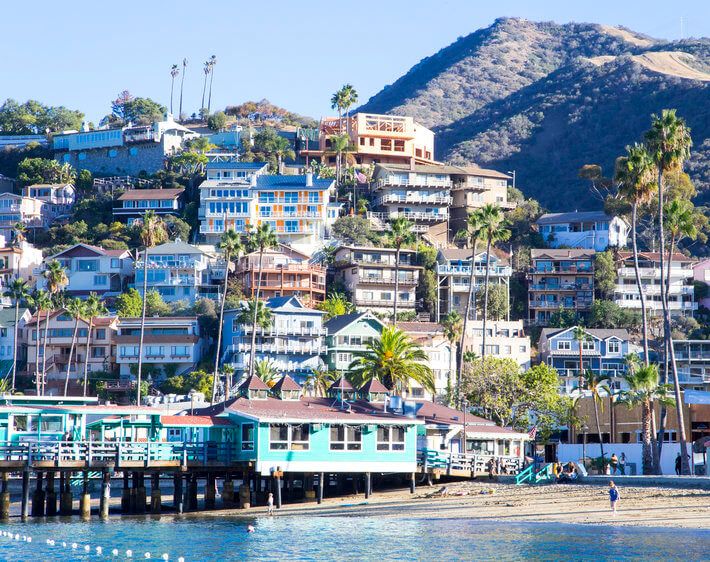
[645, 109, 692, 475]
[272, 136, 295, 174]
[244, 223, 278, 377]
[81, 293, 107, 397]
[64, 298, 86, 396]
[619, 363, 675, 475]
[340, 84, 358, 135]
[207, 55, 217, 114]
[305, 368, 337, 398]
[478, 204, 510, 359]
[330, 88, 347, 132]
[236, 299, 273, 378]
[580, 369, 611, 461]
[388, 217, 415, 326]
[328, 134, 350, 186]
[349, 326, 434, 395]
[616, 144, 656, 365]
[170, 64, 180, 115]
[42, 260, 68, 394]
[136, 211, 168, 405]
[572, 325, 591, 389]
[201, 60, 211, 116]
[178, 58, 187, 120]
[4, 278, 29, 392]
[441, 311, 463, 406]
[30, 290, 52, 395]
[211, 229, 244, 405]
[664, 199, 699, 298]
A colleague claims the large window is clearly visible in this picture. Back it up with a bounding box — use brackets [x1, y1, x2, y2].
[330, 425, 362, 451]
[377, 426, 405, 451]
[76, 260, 98, 272]
[241, 423, 254, 451]
[269, 424, 310, 451]
[557, 341, 571, 350]
[608, 340, 621, 354]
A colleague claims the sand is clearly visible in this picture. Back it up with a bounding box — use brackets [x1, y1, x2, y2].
[586, 51, 710, 82]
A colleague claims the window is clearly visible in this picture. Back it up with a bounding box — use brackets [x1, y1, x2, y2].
[285, 192, 298, 203]
[145, 346, 164, 357]
[110, 258, 120, 268]
[241, 423, 254, 451]
[39, 415, 63, 432]
[171, 345, 190, 357]
[269, 424, 310, 451]
[337, 352, 352, 364]
[91, 347, 106, 358]
[608, 340, 621, 354]
[330, 425, 362, 450]
[12, 415, 27, 431]
[77, 260, 98, 272]
[557, 341, 571, 350]
[308, 192, 319, 203]
[377, 426, 405, 451]
[582, 340, 595, 351]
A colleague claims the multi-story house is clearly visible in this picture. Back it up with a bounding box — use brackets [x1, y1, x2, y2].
[221, 296, 326, 382]
[0, 240, 44, 299]
[53, 115, 199, 176]
[113, 188, 184, 225]
[115, 316, 203, 379]
[37, 243, 133, 297]
[536, 211, 629, 251]
[614, 252, 697, 318]
[449, 166, 514, 233]
[323, 311, 386, 372]
[693, 259, 710, 310]
[435, 248, 512, 321]
[23, 183, 76, 221]
[301, 112, 435, 167]
[236, 245, 325, 305]
[528, 249, 595, 325]
[538, 327, 636, 395]
[463, 320, 531, 369]
[0, 306, 31, 377]
[399, 322, 455, 401]
[367, 163, 459, 235]
[133, 240, 227, 302]
[0, 193, 48, 240]
[674, 340, 710, 390]
[331, 245, 422, 316]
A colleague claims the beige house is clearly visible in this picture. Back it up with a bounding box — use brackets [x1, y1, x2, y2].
[0, 241, 44, 301]
[463, 320, 531, 369]
[450, 166, 514, 233]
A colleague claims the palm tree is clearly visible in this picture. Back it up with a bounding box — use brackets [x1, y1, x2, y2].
[170, 64, 180, 115]
[178, 58, 187, 120]
[42, 260, 68, 394]
[317, 293, 355, 321]
[664, 199, 699, 297]
[207, 55, 217, 114]
[4, 278, 29, 392]
[478, 204, 510, 359]
[81, 293, 107, 397]
[616, 144, 656, 365]
[441, 311, 463, 406]
[340, 84, 358, 135]
[272, 135, 295, 174]
[30, 290, 52, 395]
[328, 134, 350, 186]
[349, 326, 434, 395]
[330, 88, 347, 132]
[244, 223, 278, 377]
[211, 229, 244, 405]
[201, 60, 211, 116]
[254, 359, 279, 386]
[580, 369, 611, 461]
[236, 299, 273, 377]
[12, 223, 26, 246]
[305, 368, 336, 397]
[63, 298, 86, 396]
[136, 211, 168, 405]
[645, 109, 692, 475]
[388, 217, 415, 326]
[572, 325, 591, 389]
[619, 364, 675, 475]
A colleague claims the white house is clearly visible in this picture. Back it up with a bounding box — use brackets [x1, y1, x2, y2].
[23, 183, 75, 221]
[536, 211, 628, 251]
[0, 306, 31, 377]
[399, 321, 456, 402]
[0, 193, 48, 241]
[463, 320, 531, 369]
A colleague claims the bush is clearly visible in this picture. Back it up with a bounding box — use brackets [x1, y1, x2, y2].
[207, 111, 228, 131]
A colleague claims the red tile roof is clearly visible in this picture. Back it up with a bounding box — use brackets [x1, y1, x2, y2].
[330, 377, 355, 391]
[238, 375, 270, 391]
[618, 251, 694, 262]
[273, 375, 302, 392]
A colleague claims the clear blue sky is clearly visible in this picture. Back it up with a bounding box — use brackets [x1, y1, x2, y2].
[3, 0, 709, 124]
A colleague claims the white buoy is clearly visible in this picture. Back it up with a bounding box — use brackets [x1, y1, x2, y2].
[85, 544, 91, 551]
[21, 535, 26, 541]
[162, 554, 169, 561]
[72, 542, 78, 549]
[127, 549, 133, 558]
[97, 546, 103, 555]
[26, 537, 31, 543]
[112, 548, 119, 556]
[145, 553, 151, 559]
[14, 534, 19, 540]
[178, 557, 185, 562]
[62, 541, 67, 547]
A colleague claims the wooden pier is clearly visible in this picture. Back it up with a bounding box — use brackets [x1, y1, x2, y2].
[418, 450, 523, 480]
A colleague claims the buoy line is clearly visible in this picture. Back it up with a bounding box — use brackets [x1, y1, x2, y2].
[0, 528, 183, 561]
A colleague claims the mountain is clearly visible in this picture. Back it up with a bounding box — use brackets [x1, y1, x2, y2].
[358, 18, 710, 210]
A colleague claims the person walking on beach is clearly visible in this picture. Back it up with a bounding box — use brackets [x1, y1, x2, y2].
[608, 481, 620, 515]
[675, 453, 681, 475]
[267, 492, 274, 515]
[610, 453, 619, 475]
[619, 453, 626, 476]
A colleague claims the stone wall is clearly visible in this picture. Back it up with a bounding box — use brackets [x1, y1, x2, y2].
[55, 140, 171, 176]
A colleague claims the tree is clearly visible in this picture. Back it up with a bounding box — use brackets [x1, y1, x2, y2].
[579, 369, 611, 461]
[136, 211, 168, 405]
[304, 368, 337, 397]
[207, 55, 217, 115]
[254, 359, 279, 385]
[478, 282, 508, 321]
[588, 300, 640, 330]
[388, 217, 415, 326]
[212, 229, 244, 405]
[17, 158, 76, 186]
[0, 98, 83, 134]
[349, 326, 434, 394]
[207, 111, 227, 131]
[331, 216, 378, 245]
[572, 326, 591, 388]
[645, 109, 693, 475]
[82, 293, 107, 397]
[179, 59, 187, 121]
[4, 278, 30, 392]
[170, 64, 180, 116]
[30, 290, 52, 395]
[328, 134, 351, 186]
[201, 60, 211, 116]
[64, 298, 86, 396]
[145, 289, 171, 317]
[115, 288, 142, 317]
[594, 250, 616, 299]
[236, 298, 273, 376]
[112, 92, 165, 125]
[317, 293, 355, 321]
[619, 363, 675, 475]
[42, 260, 68, 394]
[441, 311, 463, 405]
[244, 223, 278, 377]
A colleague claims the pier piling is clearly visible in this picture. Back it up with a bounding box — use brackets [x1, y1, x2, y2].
[59, 473, 73, 515]
[410, 472, 416, 494]
[222, 474, 233, 508]
[100, 470, 111, 520]
[204, 473, 215, 510]
[31, 471, 45, 517]
[364, 472, 371, 499]
[121, 473, 130, 512]
[317, 472, 324, 505]
[136, 473, 147, 514]
[188, 474, 198, 511]
[274, 473, 282, 509]
[46, 472, 57, 516]
[173, 473, 184, 514]
[80, 472, 91, 521]
[21, 469, 30, 521]
[150, 473, 161, 514]
[1, 473, 10, 521]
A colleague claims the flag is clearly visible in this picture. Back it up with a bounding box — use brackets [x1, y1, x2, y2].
[355, 171, 367, 184]
[528, 426, 537, 440]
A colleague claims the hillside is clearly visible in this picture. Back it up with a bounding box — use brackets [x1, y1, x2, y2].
[358, 18, 710, 210]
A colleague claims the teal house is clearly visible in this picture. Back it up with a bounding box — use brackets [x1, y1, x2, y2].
[323, 312, 385, 372]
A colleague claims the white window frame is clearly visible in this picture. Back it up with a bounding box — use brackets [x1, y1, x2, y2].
[557, 341, 571, 350]
[582, 340, 595, 351]
[241, 423, 254, 451]
[330, 425, 362, 451]
[607, 340, 621, 354]
[376, 425, 406, 451]
[269, 424, 310, 451]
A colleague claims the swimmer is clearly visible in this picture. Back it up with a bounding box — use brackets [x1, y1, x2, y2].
[247, 525, 255, 533]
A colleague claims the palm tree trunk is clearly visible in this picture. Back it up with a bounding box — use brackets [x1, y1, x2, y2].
[458, 238, 478, 406]
[481, 237, 493, 359]
[11, 302, 19, 392]
[64, 317, 80, 396]
[579, 344, 584, 389]
[593, 398, 605, 461]
[136, 248, 150, 405]
[249, 248, 265, 378]
[179, 66, 186, 121]
[212, 251, 231, 405]
[201, 73, 208, 113]
[208, 70, 215, 114]
[41, 308, 50, 395]
[82, 318, 93, 397]
[631, 203, 650, 365]
[657, 167, 669, 463]
[641, 400, 653, 475]
[170, 77, 175, 115]
[393, 246, 400, 326]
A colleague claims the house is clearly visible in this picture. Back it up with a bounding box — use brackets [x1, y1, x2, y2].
[0, 240, 44, 299]
[236, 245, 325, 305]
[115, 316, 203, 380]
[398, 322, 456, 401]
[528, 249, 595, 325]
[693, 259, 710, 310]
[614, 252, 697, 318]
[673, 340, 710, 390]
[221, 296, 326, 383]
[463, 320, 531, 369]
[53, 115, 199, 176]
[536, 211, 629, 251]
[538, 327, 636, 395]
[0, 306, 32, 378]
[23, 183, 76, 221]
[331, 245, 422, 317]
[449, 166, 515, 233]
[301, 112, 435, 167]
[113, 188, 184, 225]
[435, 247, 512, 322]
[133, 239, 228, 302]
[37, 243, 133, 297]
[323, 312, 386, 372]
[0, 193, 48, 240]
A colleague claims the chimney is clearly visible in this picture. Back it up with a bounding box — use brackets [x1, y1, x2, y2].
[305, 172, 313, 187]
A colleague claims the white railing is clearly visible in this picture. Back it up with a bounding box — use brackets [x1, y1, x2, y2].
[437, 264, 512, 277]
[231, 342, 326, 354]
[368, 211, 448, 222]
[618, 267, 693, 279]
[376, 177, 451, 189]
[240, 325, 326, 337]
[378, 194, 452, 205]
[614, 284, 694, 295]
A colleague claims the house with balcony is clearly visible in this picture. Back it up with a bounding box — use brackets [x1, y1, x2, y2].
[0, 240, 43, 298]
[693, 259, 710, 310]
[113, 188, 184, 225]
[674, 340, 710, 390]
[0, 193, 48, 241]
[23, 183, 76, 222]
[398, 322, 456, 401]
[528, 249, 595, 325]
[449, 166, 514, 233]
[115, 316, 203, 379]
[538, 327, 637, 395]
[463, 320, 531, 369]
[323, 312, 386, 372]
[331, 245, 422, 317]
[236, 245, 325, 305]
[435, 248, 512, 321]
[222, 296, 326, 383]
[37, 243, 133, 297]
[614, 252, 696, 318]
[536, 211, 629, 251]
[133, 239, 227, 302]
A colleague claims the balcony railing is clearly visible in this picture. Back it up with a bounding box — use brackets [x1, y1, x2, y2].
[203, 209, 251, 218]
[359, 275, 418, 285]
[375, 177, 451, 189]
[259, 211, 321, 219]
[529, 283, 592, 291]
[529, 300, 593, 309]
[355, 298, 416, 307]
[437, 264, 512, 277]
[614, 284, 694, 295]
[530, 266, 593, 274]
[238, 262, 324, 274]
[369, 210, 448, 222]
[239, 325, 326, 337]
[618, 267, 693, 279]
[230, 342, 326, 355]
[377, 194, 452, 205]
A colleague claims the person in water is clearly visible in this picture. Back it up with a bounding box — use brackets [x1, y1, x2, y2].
[608, 481, 620, 515]
[247, 525, 255, 533]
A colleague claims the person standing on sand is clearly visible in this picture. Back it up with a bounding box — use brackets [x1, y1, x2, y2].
[619, 453, 626, 475]
[610, 453, 619, 475]
[267, 492, 274, 515]
[608, 481, 620, 515]
[675, 453, 681, 475]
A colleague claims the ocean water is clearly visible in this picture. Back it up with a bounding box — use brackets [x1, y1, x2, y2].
[0, 515, 709, 561]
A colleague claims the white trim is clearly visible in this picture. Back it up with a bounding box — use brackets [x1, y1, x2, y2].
[228, 412, 423, 425]
[255, 460, 416, 475]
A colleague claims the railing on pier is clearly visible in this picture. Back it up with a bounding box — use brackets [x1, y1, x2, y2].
[418, 449, 522, 476]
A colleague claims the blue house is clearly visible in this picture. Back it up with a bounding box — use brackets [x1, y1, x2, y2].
[538, 327, 638, 395]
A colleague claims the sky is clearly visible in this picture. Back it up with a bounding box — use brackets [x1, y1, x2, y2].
[2, 0, 709, 124]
